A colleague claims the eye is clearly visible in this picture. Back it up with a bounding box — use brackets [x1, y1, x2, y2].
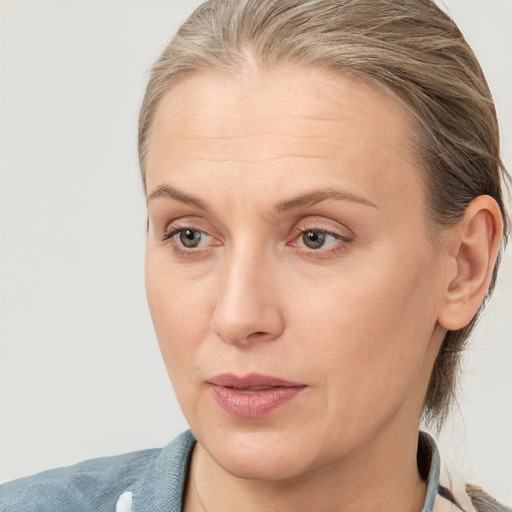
[289, 218, 354, 256]
[177, 229, 206, 248]
[162, 226, 215, 251]
[302, 230, 328, 249]
[297, 229, 343, 250]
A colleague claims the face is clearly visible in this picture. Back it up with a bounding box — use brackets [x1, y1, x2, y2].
[145, 64, 447, 481]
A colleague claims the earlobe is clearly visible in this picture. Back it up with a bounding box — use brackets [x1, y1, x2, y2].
[437, 195, 503, 331]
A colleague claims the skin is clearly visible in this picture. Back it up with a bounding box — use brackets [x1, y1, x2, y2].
[144, 63, 502, 512]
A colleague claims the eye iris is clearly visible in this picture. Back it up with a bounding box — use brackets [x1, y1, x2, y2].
[179, 229, 202, 248]
[303, 230, 326, 249]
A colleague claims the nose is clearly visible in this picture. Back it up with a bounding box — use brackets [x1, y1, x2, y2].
[210, 247, 285, 346]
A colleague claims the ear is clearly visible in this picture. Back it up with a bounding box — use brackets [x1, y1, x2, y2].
[437, 195, 504, 331]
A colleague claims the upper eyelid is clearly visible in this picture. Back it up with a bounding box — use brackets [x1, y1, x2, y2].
[162, 217, 213, 235]
[293, 219, 354, 239]
[294, 226, 346, 236]
[162, 226, 211, 242]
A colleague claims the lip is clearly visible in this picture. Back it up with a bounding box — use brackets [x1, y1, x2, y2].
[207, 373, 308, 418]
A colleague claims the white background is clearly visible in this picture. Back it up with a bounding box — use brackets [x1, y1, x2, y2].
[0, 0, 511, 504]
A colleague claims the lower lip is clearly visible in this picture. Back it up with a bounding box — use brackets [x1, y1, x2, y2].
[210, 385, 306, 418]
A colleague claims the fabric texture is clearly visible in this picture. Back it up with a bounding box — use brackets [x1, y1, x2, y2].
[0, 430, 502, 512]
[0, 431, 194, 512]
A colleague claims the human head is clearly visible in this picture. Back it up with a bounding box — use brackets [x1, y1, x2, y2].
[139, 0, 509, 428]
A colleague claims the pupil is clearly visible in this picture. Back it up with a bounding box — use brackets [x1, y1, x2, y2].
[180, 229, 202, 247]
[303, 230, 326, 249]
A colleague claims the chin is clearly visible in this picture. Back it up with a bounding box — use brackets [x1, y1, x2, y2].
[196, 425, 320, 481]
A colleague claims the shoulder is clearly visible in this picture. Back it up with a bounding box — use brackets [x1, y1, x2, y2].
[0, 448, 160, 512]
[0, 431, 196, 512]
[419, 432, 510, 512]
[426, 432, 511, 512]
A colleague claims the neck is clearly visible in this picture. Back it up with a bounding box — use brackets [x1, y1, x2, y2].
[184, 420, 427, 512]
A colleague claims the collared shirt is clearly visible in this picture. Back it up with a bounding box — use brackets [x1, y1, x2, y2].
[419, 432, 477, 512]
[0, 431, 486, 512]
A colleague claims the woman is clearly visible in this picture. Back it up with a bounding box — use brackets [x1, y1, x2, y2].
[1, 1, 510, 511]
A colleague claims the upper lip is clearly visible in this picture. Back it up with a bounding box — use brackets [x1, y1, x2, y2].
[207, 373, 306, 389]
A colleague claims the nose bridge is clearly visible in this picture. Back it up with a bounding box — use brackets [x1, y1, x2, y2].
[211, 239, 283, 345]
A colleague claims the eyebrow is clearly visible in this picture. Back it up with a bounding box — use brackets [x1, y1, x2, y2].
[147, 184, 209, 211]
[274, 189, 378, 213]
[147, 184, 378, 212]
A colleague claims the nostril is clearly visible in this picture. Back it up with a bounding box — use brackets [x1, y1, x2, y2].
[247, 331, 273, 341]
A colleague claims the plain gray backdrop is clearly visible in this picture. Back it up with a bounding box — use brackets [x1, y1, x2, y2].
[1, 0, 511, 503]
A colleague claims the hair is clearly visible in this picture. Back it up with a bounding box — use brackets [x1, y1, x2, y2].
[138, 0, 510, 506]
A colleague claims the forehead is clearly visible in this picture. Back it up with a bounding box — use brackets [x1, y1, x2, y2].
[145, 63, 425, 217]
[149, 64, 416, 153]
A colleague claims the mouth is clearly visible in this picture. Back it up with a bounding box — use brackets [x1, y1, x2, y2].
[207, 373, 308, 418]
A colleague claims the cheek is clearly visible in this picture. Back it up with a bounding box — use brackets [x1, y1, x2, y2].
[292, 248, 440, 414]
[145, 250, 212, 380]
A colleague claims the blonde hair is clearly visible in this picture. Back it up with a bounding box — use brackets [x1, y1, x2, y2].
[139, 1, 510, 505]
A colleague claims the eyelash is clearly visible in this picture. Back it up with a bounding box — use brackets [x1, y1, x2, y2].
[160, 223, 353, 258]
